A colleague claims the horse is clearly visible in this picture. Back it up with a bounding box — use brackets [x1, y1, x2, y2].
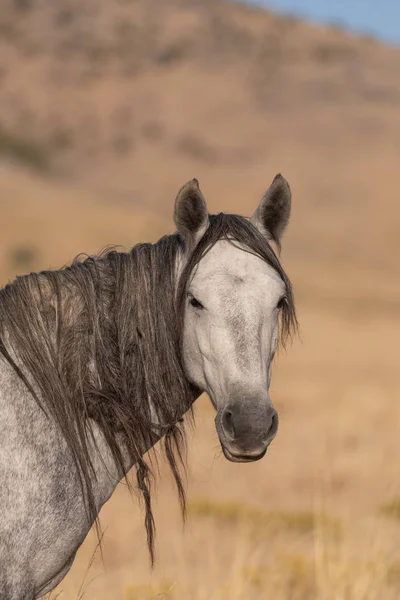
[0, 174, 297, 599]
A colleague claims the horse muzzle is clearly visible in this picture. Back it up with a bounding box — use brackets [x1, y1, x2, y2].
[215, 395, 278, 462]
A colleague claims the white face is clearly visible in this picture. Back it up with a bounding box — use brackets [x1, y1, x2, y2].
[174, 174, 292, 463]
[181, 241, 286, 462]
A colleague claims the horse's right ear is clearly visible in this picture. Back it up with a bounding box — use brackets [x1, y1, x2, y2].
[174, 179, 209, 251]
[251, 174, 291, 251]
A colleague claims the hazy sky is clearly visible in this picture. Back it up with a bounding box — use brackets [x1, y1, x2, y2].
[248, 0, 400, 45]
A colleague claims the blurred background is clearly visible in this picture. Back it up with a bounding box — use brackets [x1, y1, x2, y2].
[0, 0, 399, 598]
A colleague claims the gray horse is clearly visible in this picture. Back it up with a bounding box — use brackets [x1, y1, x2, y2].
[0, 175, 296, 599]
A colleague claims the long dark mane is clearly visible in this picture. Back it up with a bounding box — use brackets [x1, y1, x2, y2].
[0, 213, 296, 562]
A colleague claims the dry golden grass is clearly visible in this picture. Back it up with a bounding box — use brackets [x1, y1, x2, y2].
[187, 497, 342, 537]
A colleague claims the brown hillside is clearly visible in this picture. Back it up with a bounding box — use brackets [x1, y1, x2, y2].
[0, 1, 399, 598]
[1, 0, 399, 274]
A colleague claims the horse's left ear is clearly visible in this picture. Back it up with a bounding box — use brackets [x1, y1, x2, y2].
[174, 178, 209, 250]
[251, 174, 291, 250]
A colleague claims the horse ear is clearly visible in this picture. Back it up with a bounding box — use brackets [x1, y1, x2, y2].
[251, 174, 291, 250]
[174, 178, 209, 250]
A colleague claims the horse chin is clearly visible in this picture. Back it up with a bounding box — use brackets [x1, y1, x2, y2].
[221, 445, 267, 463]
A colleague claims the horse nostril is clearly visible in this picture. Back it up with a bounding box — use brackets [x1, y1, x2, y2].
[222, 408, 235, 440]
[266, 410, 279, 441]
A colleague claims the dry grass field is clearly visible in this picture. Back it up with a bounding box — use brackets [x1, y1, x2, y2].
[0, 1, 400, 598]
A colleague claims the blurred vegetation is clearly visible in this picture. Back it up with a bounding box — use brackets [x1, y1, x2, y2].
[9, 245, 37, 270]
[124, 579, 175, 600]
[188, 498, 342, 537]
[0, 128, 50, 172]
[119, 551, 400, 600]
[14, 0, 33, 12]
[379, 499, 400, 521]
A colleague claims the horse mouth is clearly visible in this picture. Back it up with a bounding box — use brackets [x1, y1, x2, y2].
[221, 445, 267, 463]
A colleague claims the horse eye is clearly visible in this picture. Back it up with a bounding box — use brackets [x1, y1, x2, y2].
[277, 296, 287, 310]
[189, 296, 204, 310]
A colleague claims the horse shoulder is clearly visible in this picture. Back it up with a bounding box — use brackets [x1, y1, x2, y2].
[0, 357, 124, 598]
